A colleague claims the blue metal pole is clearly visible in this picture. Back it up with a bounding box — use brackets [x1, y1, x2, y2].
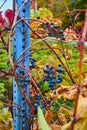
[13, 0, 30, 130]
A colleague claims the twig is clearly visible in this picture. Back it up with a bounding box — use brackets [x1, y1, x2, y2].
[22, 19, 76, 84]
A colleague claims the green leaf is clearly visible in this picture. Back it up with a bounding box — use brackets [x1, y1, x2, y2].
[38, 107, 51, 130]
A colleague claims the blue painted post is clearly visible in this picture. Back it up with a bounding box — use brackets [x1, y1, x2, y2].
[13, 0, 30, 130]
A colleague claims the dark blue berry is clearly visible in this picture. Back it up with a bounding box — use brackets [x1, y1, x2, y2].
[54, 91, 56, 95]
[52, 103, 54, 106]
[46, 64, 49, 68]
[56, 79, 61, 83]
[56, 107, 59, 111]
[51, 79, 55, 84]
[50, 22, 54, 25]
[53, 26, 59, 29]
[62, 36, 65, 40]
[59, 29, 64, 34]
[48, 100, 51, 104]
[58, 64, 62, 67]
[52, 75, 56, 79]
[44, 69, 51, 74]
[58, 75, 62, 80]
[36, 96, 40, 100]
[37, 94, 40, 97]
[40, 104, 46, 108]
[49, 66, 54, 70]
[51, 87, 54, 90]
[44, 26, 47, 29]
[34, 103, 38, 108]
[45, 75, 50, 81]
[36, 99, 40, 103]
[56, 68, 62, 73]
[32, 63, 36, 68]
[50, 120, 54, 124]
[46, 22, 49, 25]
[49, 83, 54, 87]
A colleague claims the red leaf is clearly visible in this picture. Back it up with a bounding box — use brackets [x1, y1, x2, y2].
[5, 9, 14, 24]
[0, 12, 5, 28]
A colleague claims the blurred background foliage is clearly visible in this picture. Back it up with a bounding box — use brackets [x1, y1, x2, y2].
[31, 0, 87, 28]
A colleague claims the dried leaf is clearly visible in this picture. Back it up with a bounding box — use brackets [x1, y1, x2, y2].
[50, 124, 61, 130]
[45, 110, 54, 123]
[61, 95, 87, 130]
[82, 77, 87, 88]
[61, 121, 71, 130]
[58, 107, 70, 125]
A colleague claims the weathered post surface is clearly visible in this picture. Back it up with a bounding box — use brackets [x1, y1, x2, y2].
[13, 0, 30, 129]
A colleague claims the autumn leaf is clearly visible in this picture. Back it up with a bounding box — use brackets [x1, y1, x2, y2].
[45, 110, 54, 123]
[52, 44, 62, 54]
[61, 95, 87, 130]
[0, 12, 5, 28]
[5, 9, 14, 24]
[50, 124, 61, 130]
[58, 106, 71, 125]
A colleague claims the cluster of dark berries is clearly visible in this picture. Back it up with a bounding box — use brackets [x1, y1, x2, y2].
[34, 94, 41, 108]
[30, 57, 37, 68]
[44, 64, 65, 90]
[44, 22, 65, 40]
[33, 94, 46, 110]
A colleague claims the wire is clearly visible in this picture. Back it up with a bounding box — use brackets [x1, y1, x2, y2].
[0, 0, 7, 10]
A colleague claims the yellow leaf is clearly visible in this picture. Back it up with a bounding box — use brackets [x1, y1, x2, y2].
[50, 124, 61, 130]
[74, 118, 87, 130]
[58, 107, 71, 125]
[61, 121, 71, 130]
[61, 95, 87, 130]
[77, 95, 87, 115]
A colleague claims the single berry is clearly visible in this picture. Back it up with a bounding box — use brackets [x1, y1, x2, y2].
[58, 64, 62, 67]
[49, 83, 54, 87]
[37, 93, 40, 97]
[49, 66, 54, 70]
[62, 36, 65, 40]
[51, 87, 54, 90]
[46, 64, 49, 68]
[58, 74, 62, 80]
[36, 99, 40, 103]
[46, 22, 49, 25]
[50, 22, 54, 25]
[40, 104, 46, 108]
[34, 103, 38, 108]
[56, 79, 61, 83]
[54, 91, 56, 95]
[59, 29, 64, 34]
[53, 26, 59, 29]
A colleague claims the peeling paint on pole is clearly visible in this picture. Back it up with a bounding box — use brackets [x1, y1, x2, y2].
[13, 0, 30, 129]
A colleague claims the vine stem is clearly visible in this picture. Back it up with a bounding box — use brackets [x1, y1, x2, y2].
[71, 40, 84, 130]
[17, 64, 50, 107]
[25, 21, 76, 84]
[71, 10, 87, 130]
[13, 17, 76, 84]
